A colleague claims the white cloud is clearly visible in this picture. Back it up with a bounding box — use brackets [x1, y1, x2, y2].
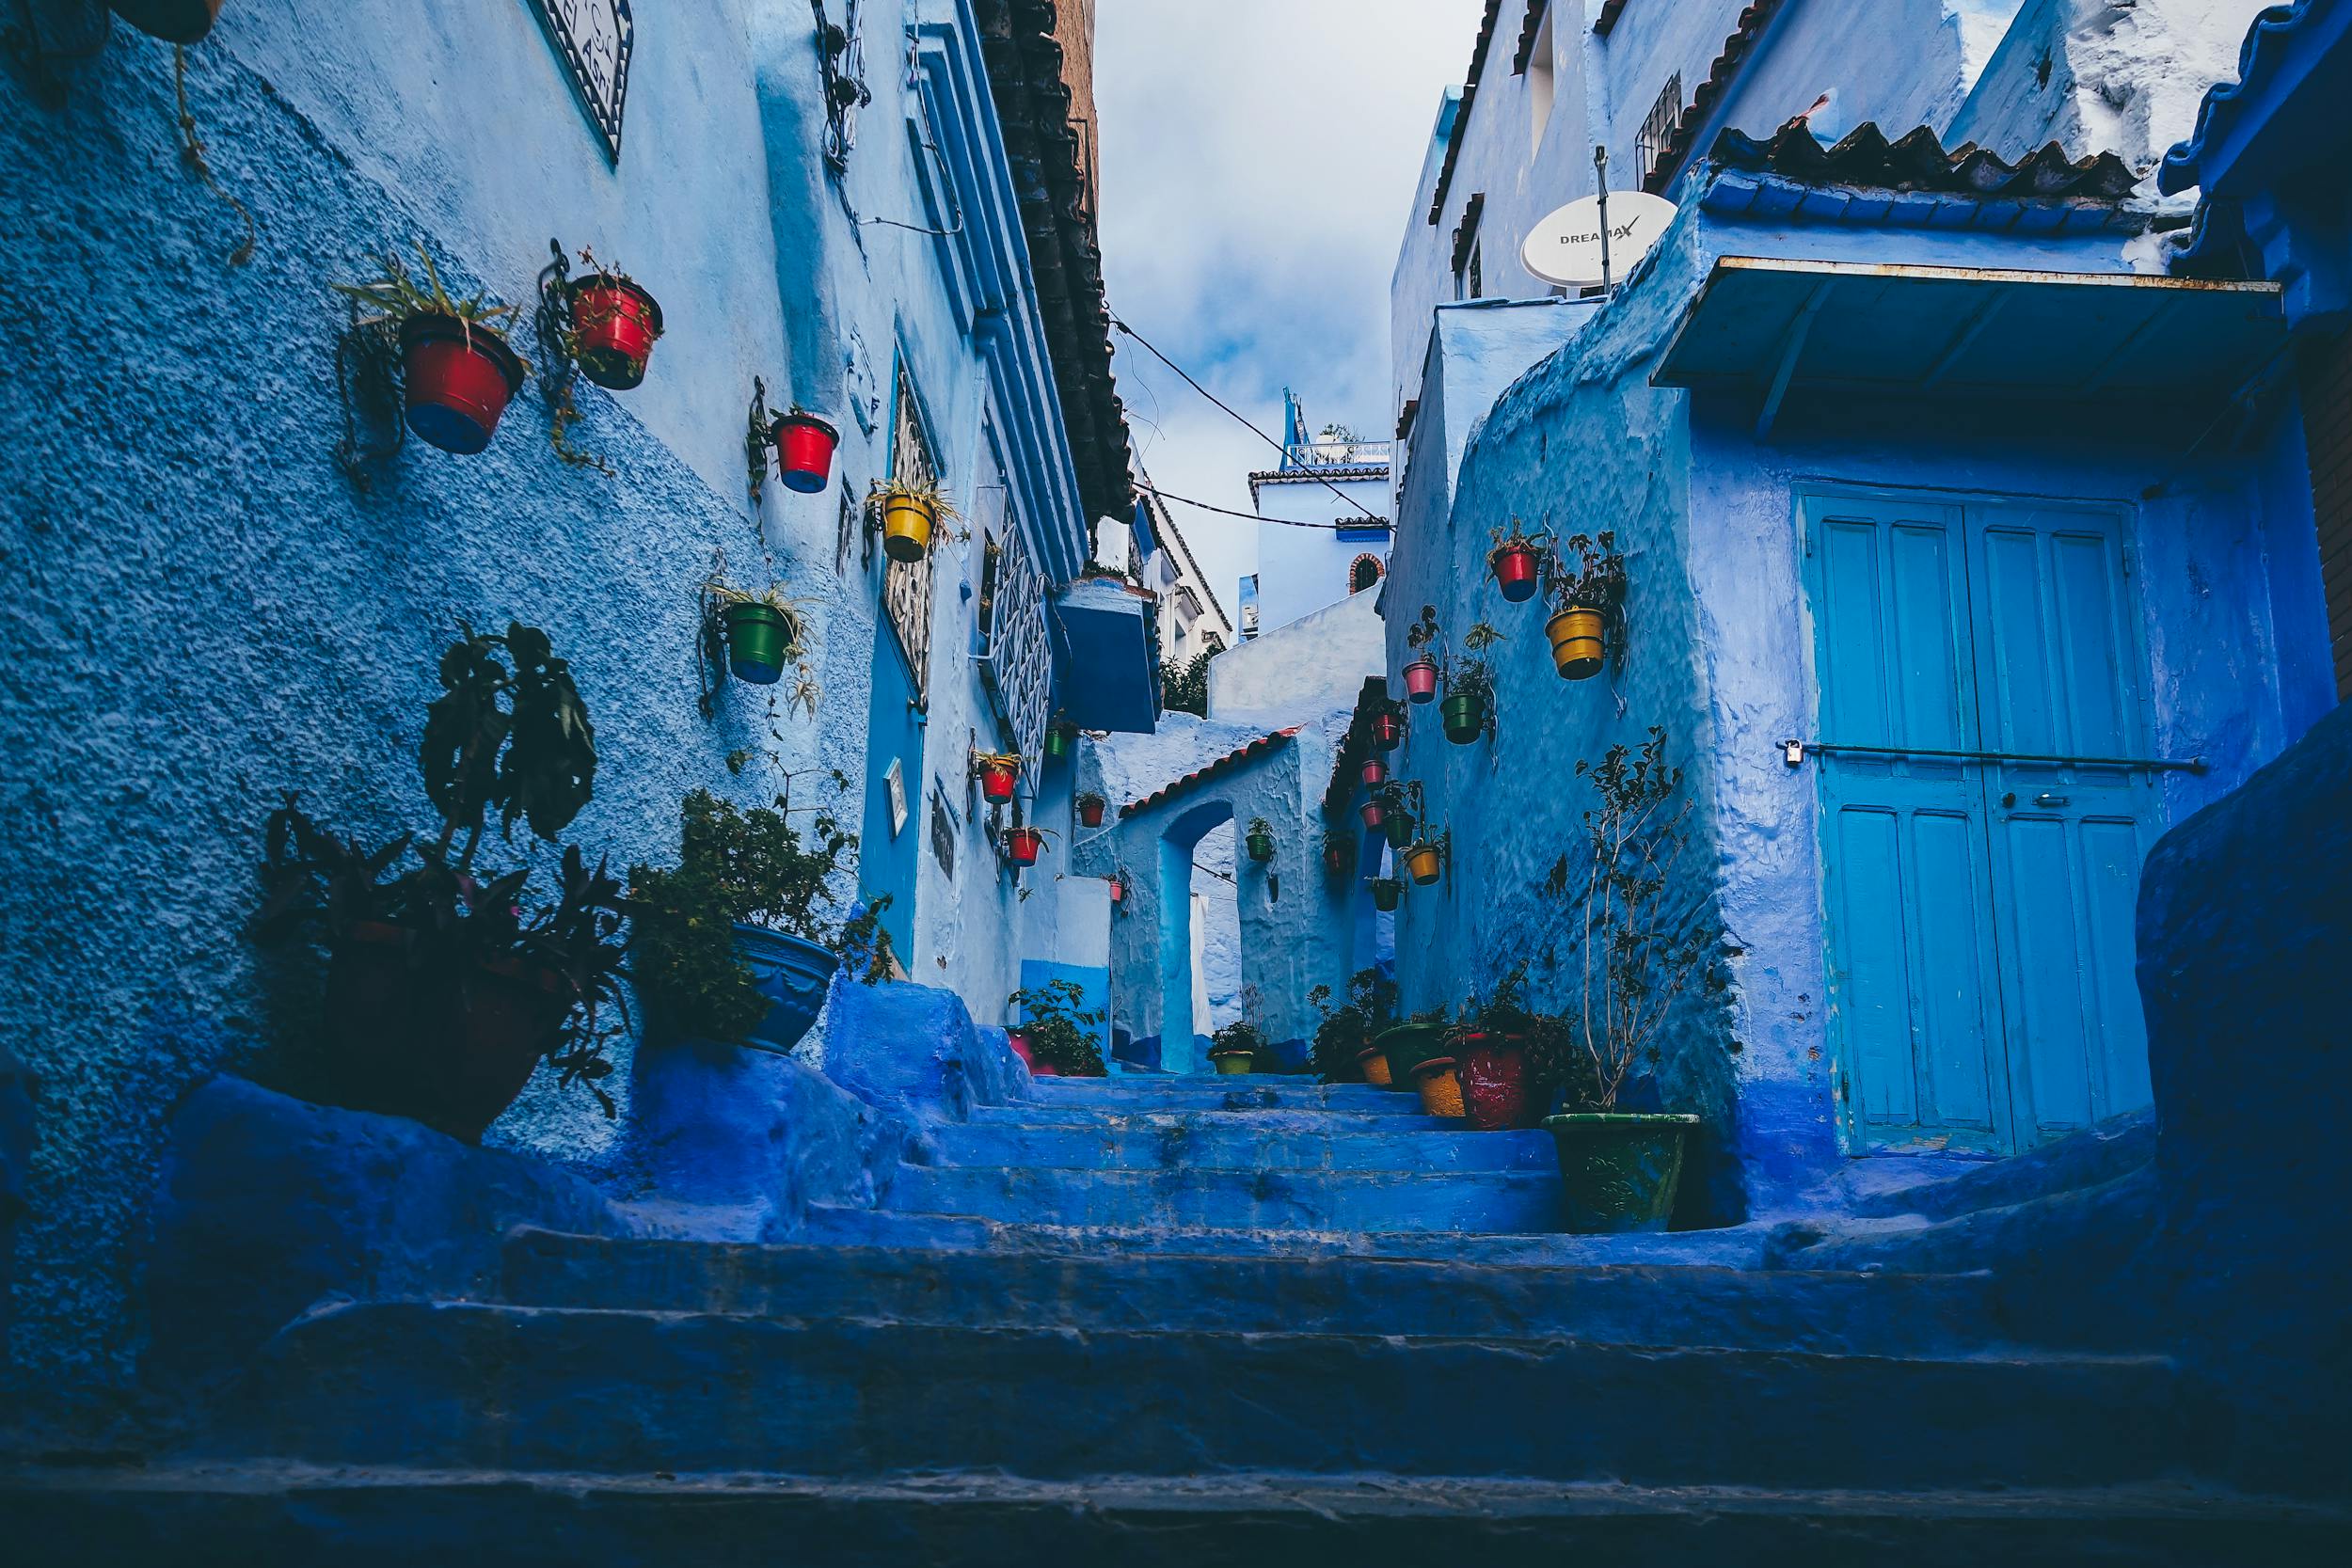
[1096, 0, 1487, 608]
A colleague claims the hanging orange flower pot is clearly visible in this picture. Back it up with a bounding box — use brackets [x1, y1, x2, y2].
[1403, 840, 1443, 887]
[1546, 607, 1606, 680]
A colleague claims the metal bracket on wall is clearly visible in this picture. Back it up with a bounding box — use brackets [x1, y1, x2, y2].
[745, 377, 777, 502]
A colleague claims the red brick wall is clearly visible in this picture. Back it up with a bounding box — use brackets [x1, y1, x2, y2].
[2303, 326, 2352, 701]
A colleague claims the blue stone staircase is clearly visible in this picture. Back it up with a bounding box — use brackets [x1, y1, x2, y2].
[13, 1071, 2349, 1562]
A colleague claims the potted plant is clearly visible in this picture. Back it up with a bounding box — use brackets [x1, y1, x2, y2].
[1009, 978, 1108, 1077]
[1379, 784, 1417, 851]
[1543, 531, 1627, 682]
[1407, 1046, 1468, 1119]
[1539, 728, 1710, 1230]
[1403, 836, 1444, 887]
[110, 0, 223, 44]
[335, 245, 529, 456]
[1044, 719, 1080, 760]
[1322, 831, 1355, 877]
[1401, 604, 1442, 704]
[564, 250, 664, 391]
[974, 752, 1022, 804]
[1368, 876, 1403, 912]
[1372, 707, 1406, 751]
[1373, 1008, 1450, 1096]
[1359, 795, 1385, 831]
[1076, 791, 1107, 828]
[1245, 817, 1277, 863]
[1442, 622, 1503, 744]
[252, 624, 626, 1142]
[1207, 1019, 1266, 1076]
[629, 776, 883, 1057]
[1487, 520, 1551, 604]
[1447, 972, 1557, 1132]
[1311, 968, 1399, 1085]
[1005, 822, 1054, 867]
[1359, 756, 1387, 790]
[772, 408, 840, 494]
[873, 477, 959, 562]
[702, 577, 810, 689]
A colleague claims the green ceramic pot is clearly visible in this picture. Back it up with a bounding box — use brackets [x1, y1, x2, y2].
[1246, 832, 1275, 863]
[1374, 1022, 1449, 1092]
[1440, 691, 1485, 744]
[1541, 1113, 1701, 1232]
[723, 601, 793, 685]
[1382, 810, 1415, 851]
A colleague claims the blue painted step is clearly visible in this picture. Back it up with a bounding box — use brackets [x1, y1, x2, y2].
[884, 1163, 1565, 1231]
[208, 1299, 2188, 1490]
[931, 1119, 1558, 1172]
[501, 1228, 1999, 1358]
[963, 1103, 1457, 1132]
[1027, 1078, 1431, 1114]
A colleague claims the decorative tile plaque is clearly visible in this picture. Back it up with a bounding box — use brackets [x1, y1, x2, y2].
[527, 1, 634, 162]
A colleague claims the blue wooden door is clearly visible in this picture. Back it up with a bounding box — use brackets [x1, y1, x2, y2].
[859, 622, 924, 964]
[1807, 493, 2155, 1155]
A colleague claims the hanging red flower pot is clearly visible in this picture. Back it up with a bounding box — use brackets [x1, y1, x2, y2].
[1489, 543, 1543, 603]
[110, 0, 223, 44]
[1108, 875, 1126, 907]
[1359, 757, 1387, 790]
[976, 753, 1020, 803]
[1402, 657, 1440, 704]
[1077, 794, 1106, 828]
[569, 275, 664, 391]
[1324, 838, 1354, 877]
[1006, 825, 1049, 867]
[400, 314, 527, 455]
[1373, 711, 1405, 751]
[1359, 798, 1385, 831]
[773, 411, 841, 495]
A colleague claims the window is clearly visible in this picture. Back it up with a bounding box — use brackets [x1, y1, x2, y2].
[1526, 6, 1555, 155]
[1452, 192, 1486, 301]
[882, 363, 937, 702]
[1349, 554, 1385, 594]
[1635, 73, 1684, 187]
[973, 439, 1051, 767]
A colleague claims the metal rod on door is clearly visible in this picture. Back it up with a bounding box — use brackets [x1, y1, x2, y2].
[1782, 739, 2206, 774]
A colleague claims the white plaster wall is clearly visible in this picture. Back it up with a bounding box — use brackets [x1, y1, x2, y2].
[1209, 590, 1390, 730]
[1253, 471, 1396, 635]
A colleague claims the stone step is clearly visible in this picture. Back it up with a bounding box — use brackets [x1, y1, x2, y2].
[14, 1465, 2344, 1566]
[501, 1227, 2001, 1357]
[930, 1118, 1558, 1173]
[963, 1102, 1459, 1132]
[1026, 1077, 1433, 1114]
[207, 1300, 2189, 1490]
[796, 1202, 1772, 1266]
[883, 1162, 1565, 1232]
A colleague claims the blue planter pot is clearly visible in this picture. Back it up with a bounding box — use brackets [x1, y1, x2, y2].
[733, 925, 839, 1053]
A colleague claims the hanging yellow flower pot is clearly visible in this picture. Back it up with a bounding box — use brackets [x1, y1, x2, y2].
[881, 493, 939, 562]
[1545, 607, 1606, 681]
[1403, 840, 1444, 887]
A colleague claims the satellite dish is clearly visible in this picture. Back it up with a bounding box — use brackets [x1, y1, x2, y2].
[1521, 191, 1677, 288]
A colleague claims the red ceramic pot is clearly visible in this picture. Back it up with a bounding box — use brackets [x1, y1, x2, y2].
[1108, 878, 1125, 907]
[1325, 843, 1352, 876]
[773, 410, 841, 495]
[110, 0, 223, 44]
[1359, 799, 1384, 830]
[1031, 1059, 1064, 1078]
[978, 759, 1018, 803]
[1374, 712, 1405, 751]
[568, 277, 663, 390]
[1490, 546, 1541, 603]
[325, 921, 570, 1143]
[1460, 1033, 1539, 1131]
[1007, 825, 1045, 866]
[400, 314, 527, 455]
[1403, 657, 1440, 704]
[1360, 757, 1387, 789]
[1078, 798, 1106, 828]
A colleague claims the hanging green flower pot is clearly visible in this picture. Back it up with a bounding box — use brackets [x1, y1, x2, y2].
[1045, 721, 1077, 760]
[1383, 809, 1415, 852]
[1369, 878, 1402, 911]
[722, 602, 795, 685]
[1441, 690, 1486, 744]
[1246, 831, 1276, 863]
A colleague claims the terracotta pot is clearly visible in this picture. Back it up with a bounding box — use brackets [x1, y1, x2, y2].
[399, 314, 527, 455]
[1359, 758, 1387, 789]
[1490, 545, 1542, 603]
[324, 921, 569, 1144]
[1359, 799, 1385, 831]
[1369, 878, 1402, 912]
[773, 411, 840, 495]
[1459, 1033, 1540, 1131]
[1546, 606, 1606, 681]
[1402, 657, 1439, 704]
[881, 494, 939, 562]
[977, 758, 1018, 803]
[1006, 826, 1046, 866]
[1078, 798, 1106, 828]
[1356, 1044, 1393, 1086]
[1404, 841, 1442, 886]
[1373, 712, 1405, 751]
[568, 276, 663, 390]
[1410, 1054, 1467, 1118]
[109, 0, 222, 45]
[1441, 690, 1486, 744]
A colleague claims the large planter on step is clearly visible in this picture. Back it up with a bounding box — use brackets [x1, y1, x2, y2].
[1355, 1044, 1393, 1086]
[325, 921, 569, 1143]
[1542, 1113, 1700, 1232]
[730, 924, 839, 1053]
[1458, 1033, 1540, 1131]
[110, 0, 222, 44]
[1209, 1047, 1257, 1076]
[1409, 1054, 1466, 1119]
[1374, 1022, 1447, 1092]
[399, 314, 527, 454]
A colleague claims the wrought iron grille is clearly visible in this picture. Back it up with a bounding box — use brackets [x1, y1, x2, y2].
[1635, 72, 1683, 186]
[980, 509, 1052, 771]
[882, 365, 936, 703]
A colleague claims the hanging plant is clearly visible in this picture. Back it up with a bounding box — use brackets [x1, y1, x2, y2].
[1379, 783, 1417, 850]
[1359, 795, 1385, 831]
[773, 408, 841, 495]
[1372, 707, 1406, 752]
[1401, 604, 1443, 704]
[1044, 718, 1080, 760]
[114, 0, 223, 43]
[1442, 622, 1503, 744]
[1369, 876, 1403, 912]
[973, 752, 1022, 803]
[564, 249, 665, 391]
[1245, 817, 1277, 863]
[1359, 756, 1387, 790]
[1005, 823, 1054, 868]
[1076, 791, 1107, 829]
[1322, 831, 1355, 877]
[334, 245, 528, 455]
[1543, 531, 1628, 682]
[873, 477, 961, 562]
[1404, 836, 1445, 887]
[1487, 519, 1552, 604]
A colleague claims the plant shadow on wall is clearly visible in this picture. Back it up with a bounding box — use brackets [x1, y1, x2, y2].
[250, 623, 627, 1143]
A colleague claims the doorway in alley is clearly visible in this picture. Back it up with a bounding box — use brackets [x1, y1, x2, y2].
[1156, 800, 1240, 1073]
[1805, 489, 2163, 1156]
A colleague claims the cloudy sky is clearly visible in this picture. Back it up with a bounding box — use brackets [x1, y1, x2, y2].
[1094, 0, 1488, 616]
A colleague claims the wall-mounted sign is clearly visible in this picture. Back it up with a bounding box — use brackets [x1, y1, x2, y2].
[526, 0, 635, 162]
[1521, 191, 1677, 288]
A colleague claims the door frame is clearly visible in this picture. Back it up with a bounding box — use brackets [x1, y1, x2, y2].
[1796, 482, 2159, 1157]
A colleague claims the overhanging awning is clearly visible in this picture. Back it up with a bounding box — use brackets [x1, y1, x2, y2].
[1653, 257, 2287, 423]
[1051, 577, 1161, 735]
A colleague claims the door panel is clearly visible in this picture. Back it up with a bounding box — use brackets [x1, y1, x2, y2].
[860, 623, 924, 964]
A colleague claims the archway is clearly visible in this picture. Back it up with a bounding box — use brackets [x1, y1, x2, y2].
[1156, 798, 1234, 1073]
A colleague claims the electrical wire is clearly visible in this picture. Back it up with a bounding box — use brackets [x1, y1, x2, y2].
[1136, 483, 1389, 531]
[1109, 315, 1388, 524]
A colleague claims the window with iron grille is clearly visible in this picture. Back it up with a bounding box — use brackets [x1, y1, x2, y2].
[882, 364, 936, 702]
[1634, 72, 1683, 186]
[977, 497, 1052, 769]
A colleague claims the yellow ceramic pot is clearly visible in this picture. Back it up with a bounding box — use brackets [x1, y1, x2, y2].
[1546, 606, 1606, 681]
[881, 495, 938, 562]
[1403, 841, 1443, 887]
[1357, 1045, 1392, 1086]
[1411, 1055, 1467, 1118]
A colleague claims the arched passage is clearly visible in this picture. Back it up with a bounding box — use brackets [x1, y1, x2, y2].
[1156, 798, 1234, 1073]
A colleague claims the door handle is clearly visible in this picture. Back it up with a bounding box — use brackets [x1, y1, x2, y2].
[2035, 793, 2070, 808]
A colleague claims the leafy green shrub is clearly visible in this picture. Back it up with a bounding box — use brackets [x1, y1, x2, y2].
[1008, 977, 1108, 1075]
